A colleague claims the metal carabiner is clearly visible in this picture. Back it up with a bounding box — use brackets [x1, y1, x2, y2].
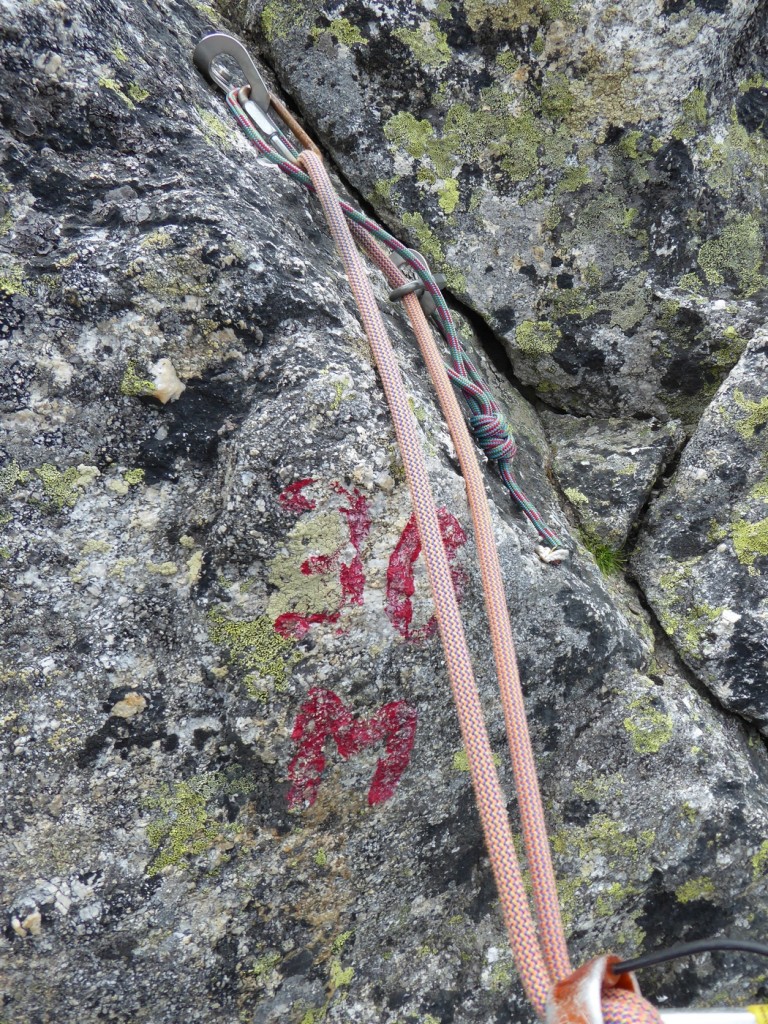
[193, 33, 297, 162]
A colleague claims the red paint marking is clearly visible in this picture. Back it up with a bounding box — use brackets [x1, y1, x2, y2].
[386, 508, 467, 641]
[274, 482, 372, 639]
[339, 556, 365, 606]
[287, 688, 417, 807]
[275, 611, 340, 639]
[332, 482, 372, 552]
[301, 554, 336, 576]
[279, 478, 317, 514]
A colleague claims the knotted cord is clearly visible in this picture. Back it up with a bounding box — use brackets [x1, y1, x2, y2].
[225, 87, 566, 553]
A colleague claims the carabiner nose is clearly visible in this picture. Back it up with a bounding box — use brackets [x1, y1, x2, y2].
[193, 32, 270, 111]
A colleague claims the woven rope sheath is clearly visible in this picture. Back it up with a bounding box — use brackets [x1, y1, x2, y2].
[297, 152, 663, 1024]
[350, 224, 571, 985]
[298, 149, 556, 1016]
[221, 85, 665, 1021]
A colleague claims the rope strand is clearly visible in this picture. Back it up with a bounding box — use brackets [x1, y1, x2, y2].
[219, 78, 664, 1024]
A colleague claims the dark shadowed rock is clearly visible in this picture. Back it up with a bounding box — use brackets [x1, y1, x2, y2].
[633, 330, 768, 730]
[543, 414, 685, 548]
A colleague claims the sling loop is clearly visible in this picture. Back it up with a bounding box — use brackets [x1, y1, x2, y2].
[193, 33, 666, 1023]
[211, 69, 568, 556]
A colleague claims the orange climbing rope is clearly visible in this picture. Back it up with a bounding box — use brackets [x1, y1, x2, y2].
[296, 149, 662, 1024]
[192, 31, 768, 1024]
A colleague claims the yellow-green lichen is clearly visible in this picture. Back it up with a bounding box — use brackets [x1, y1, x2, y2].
[401, 211, 445, 268]
[550, 288, 598, 320]
[34, 464, 97, 513]
[384, 88, 550, 185]
[595, 881, 638, 919]
[672, 88, 708, 140]
[383, 112, 436, 162]
[520, 182, 546, 205]
[675, 876, 715, 903]
[452, 748, 500, 770]
[462, 0, 573, 31]
[752, 840, 768, 880]
[564, 487, 588, 506]
[617, 130, 643, 160]
[123, 468, 145, 485]
[312, 17, 367, 46]
[140, 230, 173, 250]
[120, 361, 156, 398]
[712, 325, 748, 372]
[0, 461, 31, 495]
[128, 83, 150, 104]
[623, 694, 673, 755]
[314, 848, 328, 867]
[329, 377, 350, 411]
[145, 775, 229, 876]
[606, 274, 650, 332]
[147, 561, 178, 576]
[733, 389, 768, 440]
[556, 164, 591, 194]
[515, 320, 561, 356]
[437, 178, 460, 214]
[678, 604, 723, 655]
[541, 72, 576, 121]
[372, 176, 401, 204]
[393, 21, 451, 67]
[261, 0, 308, 40]
[679, 272, 703, 294]
[195, 107, 232, 150]
[749, 480, 768, 502]
[190, 0, 219, 18]
[328, 959, 354, 991]
[731, 518, 768, 568]
[496, 51, 519, 75]
[253, 951, 282, 983]
[208, 610, 298, 698]
[98, 77, 135, 109]
[697, 215, 764, 296]
[0, 261, 28, 296]
[113, 43, 128, 63]
[552, 814, 654, 864]
[681, 802, 698, 823]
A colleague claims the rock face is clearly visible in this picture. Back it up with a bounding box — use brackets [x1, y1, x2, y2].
[244, 0, 768, 423]
[544, 414, 685, 549]
[633, 331, 768, 731]
[2, 3, 768, 1024]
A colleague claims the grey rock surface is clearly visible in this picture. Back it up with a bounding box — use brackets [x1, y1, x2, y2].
[243, 0, 768, 422]
[543, 414, 685, 549]
[633, 330, 768, 731]
[2, 2, 768, 1024]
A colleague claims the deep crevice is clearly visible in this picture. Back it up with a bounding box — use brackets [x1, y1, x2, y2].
[234, 30, 575, 422]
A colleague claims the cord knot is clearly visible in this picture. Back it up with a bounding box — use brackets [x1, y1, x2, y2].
[547, 956, 663, 1024]
[468, 412, 517, 462]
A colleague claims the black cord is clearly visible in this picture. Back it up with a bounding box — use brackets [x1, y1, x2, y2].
[614, 938, 768, 974]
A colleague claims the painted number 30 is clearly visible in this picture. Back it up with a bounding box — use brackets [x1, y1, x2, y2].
[277, 478, 467, 810]
[277, 478, 467, 642]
